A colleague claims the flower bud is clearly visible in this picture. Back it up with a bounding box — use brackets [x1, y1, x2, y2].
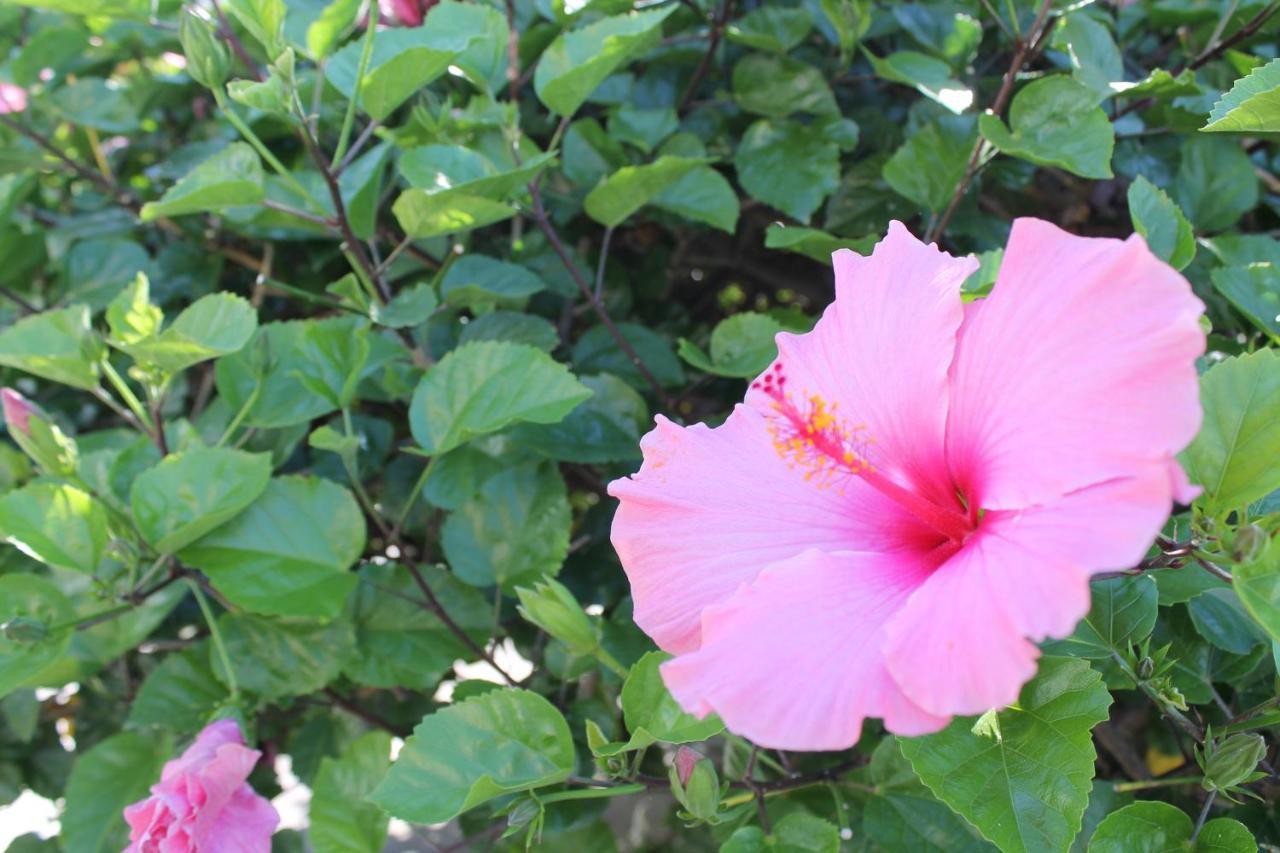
[2, 388, 78, 477]
[1203, 734, 1266, 793]
[180, 7, 231, 90]
[669, 746, 719, 822]
[515, 578, 599, 657]
[2, 616, 48, 644]
[506, 797, 541, 832]
[1137, 656, 1155, 680]
[1232, 524, 1267, 564]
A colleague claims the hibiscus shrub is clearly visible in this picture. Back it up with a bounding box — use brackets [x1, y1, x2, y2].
[1, 0, 1279, 850]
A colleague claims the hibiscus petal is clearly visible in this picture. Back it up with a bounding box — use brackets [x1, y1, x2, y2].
[752, 221, 977, 508]
[660, 549, 947, 750]
[946, 217, 1204, 511]
[884, 469, 1175, 717]
[197, 785, 280, 852]
[609, 406, 921, 654]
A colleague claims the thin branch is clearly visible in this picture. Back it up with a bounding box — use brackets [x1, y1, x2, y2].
[925, 0, 1055, 245]
[677, 0, 734, 113]
[504, 0, 521, 102]
[324, 687, 411, 737]
[0, 285, 37, 315]
[594, 225, 615, 301]
[262, 198, 336, 226]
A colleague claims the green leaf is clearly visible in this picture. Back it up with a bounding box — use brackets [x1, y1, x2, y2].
[735, 119, 840, 223]
[181, 476, 365, 620]
[726, 5, 812, 54]
[1119, 68, 1200, 100]
[120, 292, 257, 374]
[325, 24, 471, 120]
[1235, 535, 1280, 645]
[1043, 576, 1158, 660]
[584, 156, 709, 227]
[106, 275, 163, 346]
[1203, 57, 1280, 133]
[1173, 136, 1259, 233]
[609, 104, 678, 153]
[343, 563, 489, 689]
[883, 114, 977, 212]
[863, 739, 996, 851]
[732, 54, 837, 118]
[0, 305, 98, 390]
[458, 311, 560, 352]
[979, 76, 1114, 179]
[0, 575, 74, 698]
[509, 373, 647, 464]
[309, 731, 392, 853]
[1181, 349, 1280, 515]
[48, 79, 139, 133]
[224, 0, 285, 57]
[899, 657, 1112, 853]
[614, 651, 722, 751]
[130, 448, 272, 554]
[0, 483, 109, 574]
[721, 812, 841, 853]
[533, 7, 675, 117]
[62, 238, 151, 310]
[863, 48, 973, 113]
[61, 731, 173, 853]
[427, 0, 509, 91]
[573, 322, 685, 390]
[1210, 264, 1280, 340]
[677, 312, 783, 379]
[651, 165, 740, 233]
[440, 255, 545, 309]
[398, 145, 556, 201]
[442, 462, 570, 589]
[369, 688, 574, 823]
[1087, 800, 1255, 852]
[127, 645, 228, 734]
[140, 144, 265, 221]
[305, 0, 360, 59]
[1128, 176, 1196, 271]
[763, 223, 875, 262]
[391, 189, 515, 239]
[1187, 588, 1266, 653]
[291, 315, 370, 408]
[370, 284, 438, 329]
[1054, 14, 1124, 98]
[212, 612, 355, 699]
[409, 341, 591, 456]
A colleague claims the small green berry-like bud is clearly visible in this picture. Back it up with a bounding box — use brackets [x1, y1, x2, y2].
[669, 746, 720, 822]
[515, 578, 599, 657]
[180, 7, 231, 90]
[1137, 656, 1155, 680]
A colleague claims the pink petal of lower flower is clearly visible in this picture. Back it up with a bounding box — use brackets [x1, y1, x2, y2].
[750, 221, 977, 508]
[660, 549, 948, 750]
[196, 785, 280, 852]
[608, 406, 923, 654]
[945, 217, 1204, 511]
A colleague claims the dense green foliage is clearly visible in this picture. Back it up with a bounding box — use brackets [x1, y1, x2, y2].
[0, 0, 1279, 850]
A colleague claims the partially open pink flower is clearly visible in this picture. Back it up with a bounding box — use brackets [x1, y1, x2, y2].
[0, 83, 25, 114]
[1, 388, 34, 435]
[123, 719, 279, 852]
[609, 218, 1204, 750]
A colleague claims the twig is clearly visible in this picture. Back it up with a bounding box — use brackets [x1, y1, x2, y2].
[1192, 791, 1217, 841]
[324, 687, 411, 738]
[262, 198, 336, 226]
[594, 225, 614, 301]
[744, 746, 770, 834]
[527, 181, 674, 409]
[504, 0, 521, 102]
[333, 119, 381, 176]
[211, 0, 264, 82]
[0, 285, 37, 315]
[925, 0, 1054, 244]
[677, 0, 734, 113]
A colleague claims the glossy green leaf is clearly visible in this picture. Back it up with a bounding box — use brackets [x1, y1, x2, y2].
[533, 7, 675, 117]
[0, 305, 98, 390]
[440, 255, 545, 309]
[326, 23, 471, 120]
[1054, 14, 1124, 97]
[61, 731, 173, 853]
[735, 119, 840, 223]
[732, 54, 837, 118]
[509, 373, 647, 464]
[181, 476, 364, 620]
[130, 447, 272, 554]
[883, 114, 977, 212]
[725, 6, 812, 54]
[369, 688, 574, 823]
[1128, 176, 1196, 271]
[1087, 800, 1255, 852]
[1187, 588, 1266, 654]
[392, 189, 515, 239]
[291, 315, 370, 408]
[1173, 136, 1259, 232]
[140, 144, 265, 221]
[651, 165, 740, 233]
[305, 0, 360, 58]
[398, 145, 555, 201]
[309, 731, 392, 853]
[573, 322, 686, 390]
[0, 575, 74, 698]
[678, 312, 783, 379]
[0, 483, 109, 574]
[120, 292, 257, 374]
[1235, 535, 1280, 645]
[458, 311, 560, 352]
[1203, 57, 1280, 133]
[370, 284, 438, 329]
[211, 612, 355, 699]
[1044, 576, 1158, 660]
[1182, 349, 1280, 514]
[126, 645, 228, 734]
[863, 48, 973, 113]
[979, 76, 1114, 179]
[900, 657, 1112, 853]
[763, 223, 875, 262]
[409, 341, 591, 456]
[614, 651, 723, 750]
[1210, 264, 1280, 339]
[584, 156, 709, 227]
[721, 812, 841, 853]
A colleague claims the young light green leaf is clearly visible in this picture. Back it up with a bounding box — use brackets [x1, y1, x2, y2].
[979, 76, 1114, 178]
[368, 688, 574, 823]
[613, 651, 723, 751]
[409, 341, 592, 456]
[0, 305, 99, 390]
[899, 657, 1112, 853]
[1128, 176, 1196, 271]
[1181, 349, 1280, 515]
[223, 0, 285, 57]
[533, 7, 675, 117]
[305, 0, 360, 59]
[584, 156, 708, 227]
[1203, 57, 1280, 133]
[140, 144, 265, 221]
[180, 476, 365, 620]
[863, 48, 973, 113]
[0, 482, 109, 574]
[309, 731, 392, 853]
[130, 447, 272, 554]
[0, 574, 75, 698]
[119, 292, 257, 374]
[391, 189, 515, 239]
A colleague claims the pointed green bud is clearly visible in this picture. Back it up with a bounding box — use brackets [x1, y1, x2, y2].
[1203, 734, 1266, 793]
[669, 746, 720, 822]
[180, 7, 231, 90]
[515, 577, 599, 657]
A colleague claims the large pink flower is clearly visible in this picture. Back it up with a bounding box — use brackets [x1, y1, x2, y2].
[608, 218, 1204, 750]
[123, 719, 279, 852]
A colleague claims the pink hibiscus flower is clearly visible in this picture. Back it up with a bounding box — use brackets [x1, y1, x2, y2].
[123, 719, 279, 852]
[608, 218, 1204, 750]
